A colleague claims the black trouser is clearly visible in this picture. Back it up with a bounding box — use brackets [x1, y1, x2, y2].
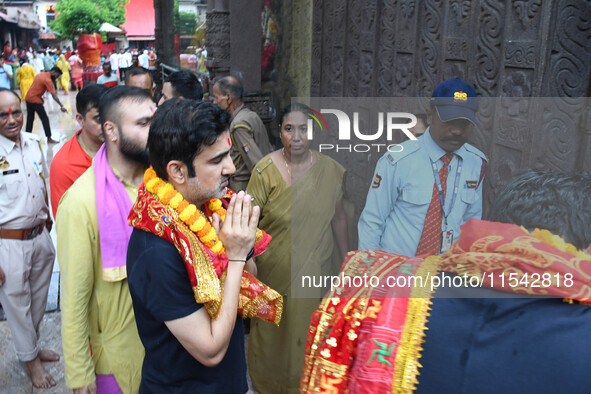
[120, 67, 128, 81]
[25, 101, 52, 137]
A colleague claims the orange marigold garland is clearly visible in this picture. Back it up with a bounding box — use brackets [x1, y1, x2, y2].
[132, 168, 281, 325]
[144, 167, 226, 255]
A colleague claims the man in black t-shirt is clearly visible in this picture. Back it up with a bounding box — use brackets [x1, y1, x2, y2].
[127, 233, 248, 393]
[127, 99, 262, 393]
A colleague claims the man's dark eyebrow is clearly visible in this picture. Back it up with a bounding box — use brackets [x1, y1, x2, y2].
[0, 110, 21, 116]
[209, 148, 231, 162]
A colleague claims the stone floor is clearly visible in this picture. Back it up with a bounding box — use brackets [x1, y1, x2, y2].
[0, 89, 256, 393]
[0, 313, 67, 393]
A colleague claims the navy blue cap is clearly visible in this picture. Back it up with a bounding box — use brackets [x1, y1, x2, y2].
[430, 78, 478, 124]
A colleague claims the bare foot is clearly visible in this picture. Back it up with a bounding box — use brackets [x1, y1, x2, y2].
[38, 349, 60, 362]
[25, 357, 56, 389]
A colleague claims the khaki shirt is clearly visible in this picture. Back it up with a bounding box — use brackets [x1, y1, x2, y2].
[229, 104, 272, 187]
[0, 132, 49, 228]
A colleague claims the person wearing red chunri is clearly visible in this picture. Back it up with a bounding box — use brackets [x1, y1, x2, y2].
[302, 170, 591, 393]
[127, 98, 282, 393]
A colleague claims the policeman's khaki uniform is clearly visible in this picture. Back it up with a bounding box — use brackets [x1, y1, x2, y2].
[0, 132, 55, 362]
[228, 104, 272, 192]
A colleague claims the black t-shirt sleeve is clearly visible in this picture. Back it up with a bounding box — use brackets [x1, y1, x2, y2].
[128, 231, 201, 322]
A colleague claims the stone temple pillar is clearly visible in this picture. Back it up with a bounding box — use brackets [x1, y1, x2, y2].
[206, 0, 272, 122]
[229, 0, 262, 93]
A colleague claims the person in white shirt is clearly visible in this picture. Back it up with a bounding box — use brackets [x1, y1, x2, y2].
[31, 51, 44, 75]
[97, 62, 119, 87]
[109, 50, 119, 75]
[119, 48, 132, 80]
[138, 50, 150, 69]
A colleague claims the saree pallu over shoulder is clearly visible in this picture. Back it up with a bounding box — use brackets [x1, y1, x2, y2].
[300, 250, 441, 393]
[129, 185, 282, 325]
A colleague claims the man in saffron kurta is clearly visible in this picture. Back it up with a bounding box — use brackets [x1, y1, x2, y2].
[50, 84, 108, 217]
[57, 86, 155, 393]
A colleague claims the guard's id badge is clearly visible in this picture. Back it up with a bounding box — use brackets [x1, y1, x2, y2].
[440, 230, 454, 253]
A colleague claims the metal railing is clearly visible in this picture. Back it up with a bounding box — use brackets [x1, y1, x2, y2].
[160, 62, 178, 82]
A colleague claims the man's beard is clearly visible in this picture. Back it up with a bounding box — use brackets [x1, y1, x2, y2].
[188, 175, 230, 206]
[119, 132, 150, 166]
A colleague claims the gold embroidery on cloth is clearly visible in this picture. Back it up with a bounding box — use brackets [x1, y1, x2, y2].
[391, 255, 441, 394]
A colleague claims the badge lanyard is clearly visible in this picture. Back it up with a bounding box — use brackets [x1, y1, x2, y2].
[430, 156, 462, 227]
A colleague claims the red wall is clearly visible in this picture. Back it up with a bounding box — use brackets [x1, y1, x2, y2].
[121, 0, 156, 39]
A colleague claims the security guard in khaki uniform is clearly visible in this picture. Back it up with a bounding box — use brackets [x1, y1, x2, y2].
[0, 88, 58, 389]
[212, 75, 272, 191]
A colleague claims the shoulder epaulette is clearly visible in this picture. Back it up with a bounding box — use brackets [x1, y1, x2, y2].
[255, 157, 274, 174]
[464, 143, 488, 161]
[25, 133, 40, 142]
[384, 141, 420, 166]
[233, 123, 252, 132]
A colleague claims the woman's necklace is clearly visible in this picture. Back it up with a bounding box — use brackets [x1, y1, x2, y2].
[281, 147, 291, 176]
[282, 148, 313, 177]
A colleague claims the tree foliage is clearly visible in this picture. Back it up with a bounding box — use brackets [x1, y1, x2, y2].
[50, 0, 128, 40]
[50, 0, 102, 40]
[178, 12, 197, 36]
[96, 0, 128, 27]
[173, 0, 198, 36]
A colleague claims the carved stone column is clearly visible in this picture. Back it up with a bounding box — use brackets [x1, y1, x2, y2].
[206, 0, 272, 121]
[205, 9, 231, 76]
[154, 0, 176, 96]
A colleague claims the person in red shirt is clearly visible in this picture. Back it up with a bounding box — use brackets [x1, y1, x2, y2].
[49, 84, 108, 217]
[25, 67, 67, 142]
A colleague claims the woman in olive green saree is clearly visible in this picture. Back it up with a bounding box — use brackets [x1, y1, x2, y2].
[247, 104, 348, 393]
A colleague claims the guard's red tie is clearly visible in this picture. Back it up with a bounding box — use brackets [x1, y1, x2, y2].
[415, 153, 454, 256]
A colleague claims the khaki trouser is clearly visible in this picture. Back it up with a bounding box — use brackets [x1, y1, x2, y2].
[0, 229, 55, 361]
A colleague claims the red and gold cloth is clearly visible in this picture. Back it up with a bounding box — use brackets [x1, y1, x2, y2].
[440, 218, 591, 301]
[129, 185, 283, 325]
[300, 251, 440, 393]
[301, 219, 591, 393]
[77, 33, 102, 67]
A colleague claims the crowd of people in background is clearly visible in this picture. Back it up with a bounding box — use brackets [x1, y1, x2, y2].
[0, 36, 590, 394]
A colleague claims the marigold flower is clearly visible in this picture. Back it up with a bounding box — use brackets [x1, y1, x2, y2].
[186, 212, 200, 226]
[152, 180, 166, 194]
[211, 242, 224, 254]
[177, 200, 189, 212]
[179, 205, 197, 222]
[209, 199, 222, 211]
[145, 177, 160, 192]
[144, 167, 157, 182]
[197, 224, 211, 238]
[157, 183, 174, 201]
[169, 193, 183, 208]
[201, 227, 217, 243]
[161, 190, 177, 205]
[193, 215, 207, 231]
